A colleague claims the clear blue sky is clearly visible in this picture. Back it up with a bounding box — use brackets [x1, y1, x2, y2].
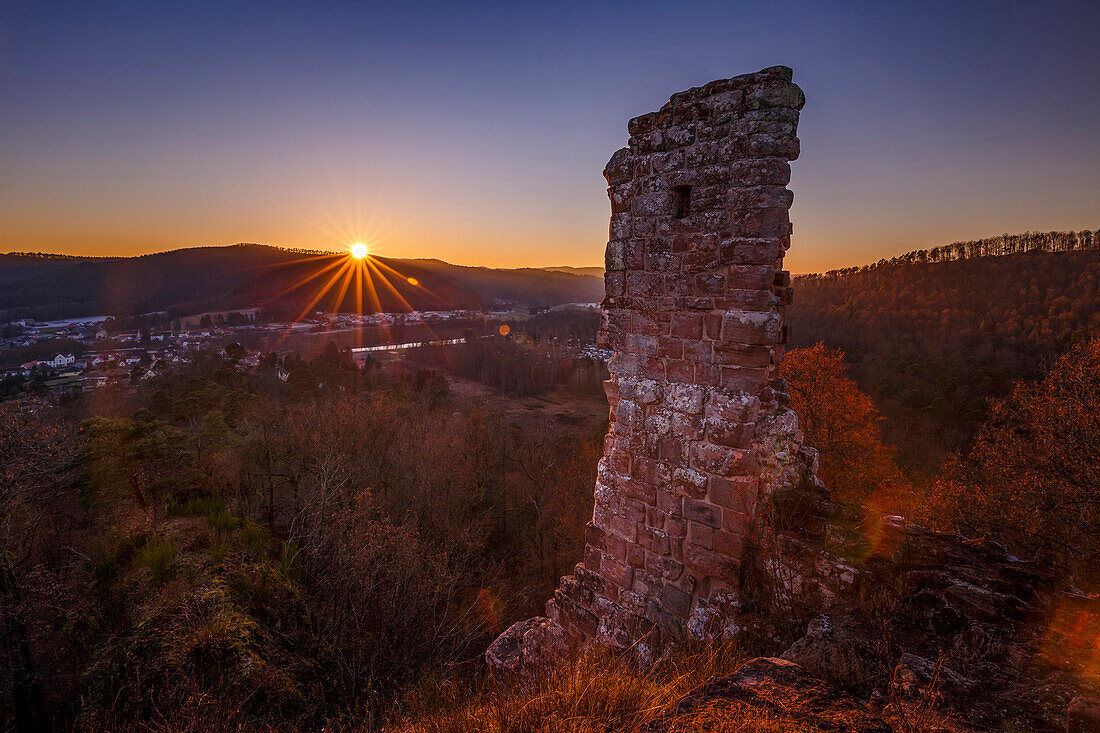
[1, 0, 1097, 271]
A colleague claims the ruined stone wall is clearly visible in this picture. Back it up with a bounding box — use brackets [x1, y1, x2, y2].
[489, 66, 816, 672]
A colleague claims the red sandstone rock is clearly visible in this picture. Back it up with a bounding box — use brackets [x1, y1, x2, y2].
[484, 616, 569, 690]
[1068, 697, 1100, 733]
[487, 66, 821, 672]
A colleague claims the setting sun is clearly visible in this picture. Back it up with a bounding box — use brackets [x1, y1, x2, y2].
[349, 242, 369, 259]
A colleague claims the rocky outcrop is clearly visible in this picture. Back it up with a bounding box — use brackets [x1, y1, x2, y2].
[640, 657, 891, 733]
[637, 518, 1100, 731]
[769, 519, 1099, 730]
[484, 617, 568, 689]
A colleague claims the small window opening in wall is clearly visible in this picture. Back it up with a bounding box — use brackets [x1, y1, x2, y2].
[673, 185, 692, 219]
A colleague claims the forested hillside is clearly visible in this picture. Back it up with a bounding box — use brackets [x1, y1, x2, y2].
[0, 252, 119, 285]
[789, 241, 1100, 470]
[813, 229, 1098, 276]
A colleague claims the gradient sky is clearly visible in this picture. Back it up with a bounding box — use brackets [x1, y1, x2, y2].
[1, 1, 1097, 272]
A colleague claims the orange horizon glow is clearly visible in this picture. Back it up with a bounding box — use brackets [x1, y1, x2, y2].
[4, 159, 1094, 273]
[3, 5, 1097, 275]
[3, 164, 1095, 274]
[8, 220, 1099, 274]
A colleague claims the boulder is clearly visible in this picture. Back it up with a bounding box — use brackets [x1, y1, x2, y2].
[1068, 697, 1100, 733]
[891, 653, 976, 708]
[484, 616, 568, 689]
[639, 657, 891, 732]
[780, 614, 886, 692]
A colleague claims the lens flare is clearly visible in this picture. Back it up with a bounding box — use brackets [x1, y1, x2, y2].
[258, 238, 455, 357]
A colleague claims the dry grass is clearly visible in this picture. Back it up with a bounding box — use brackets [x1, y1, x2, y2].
[663, 701, 826, 732]
[387, 644, 810, 733]
[71, 635, 897, 732]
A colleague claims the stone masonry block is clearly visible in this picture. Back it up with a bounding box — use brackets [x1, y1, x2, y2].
[705, 417, 756, 447]
[604, 147, 634, 184]
[726, 265, 775, 289]
[685, 545, 739, 580]
[729, 186, 794, 211]
[690, 443, 751, 475]
[708, 476, 760, 513]
[744, 82, 805, 111]
[713, 342, 774, 368]
[683, 498, 721, 528]
[719, 238, 783, 266]
[730, 208, 792, 238]
[719, 366, 770, 392]
[687, 520, 715, 549]
[670, 313, 703, 339]
[666, 359, 694, 383]
[720, 310, 782, 345]
[730, 158, 791, 186]
[666, 384, 706, 414]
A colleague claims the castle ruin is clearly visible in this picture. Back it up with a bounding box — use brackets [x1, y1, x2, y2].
[489, 66, 823, 671]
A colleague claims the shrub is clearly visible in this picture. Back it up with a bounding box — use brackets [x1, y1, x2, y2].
[90, 530, 147, 587]
[944, 338, 1100, 587]
[134, 535, 176, 585]
[169, 495, 237, 532]
[779, 343, 899, 503]
[240, 521, 272, 559]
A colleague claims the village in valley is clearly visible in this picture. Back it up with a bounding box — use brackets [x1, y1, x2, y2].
[1, 314, 211, 398]
[0, 304, 606, 401]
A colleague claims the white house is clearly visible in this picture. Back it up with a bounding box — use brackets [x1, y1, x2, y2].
[49, 353, 75, 368]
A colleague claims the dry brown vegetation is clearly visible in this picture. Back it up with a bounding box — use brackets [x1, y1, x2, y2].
[2, 326, 1099, 730]
[937, 337, 1100, 586]
[783, 337, 1100, 592]
[0, 346, 604, 730]
[389, 645, 793, 733]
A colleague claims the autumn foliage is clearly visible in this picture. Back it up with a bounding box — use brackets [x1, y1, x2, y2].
[942, 338, 1100, 587]
[779, 343, 899, 503]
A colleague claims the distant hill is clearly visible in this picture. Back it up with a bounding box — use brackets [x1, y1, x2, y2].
[811, 229, 1098, 278]
[0, 244, 604, 321]
[789, 231, 1099, 471]
[539, 266, 604, 278]
[0, 252, 119, 285]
